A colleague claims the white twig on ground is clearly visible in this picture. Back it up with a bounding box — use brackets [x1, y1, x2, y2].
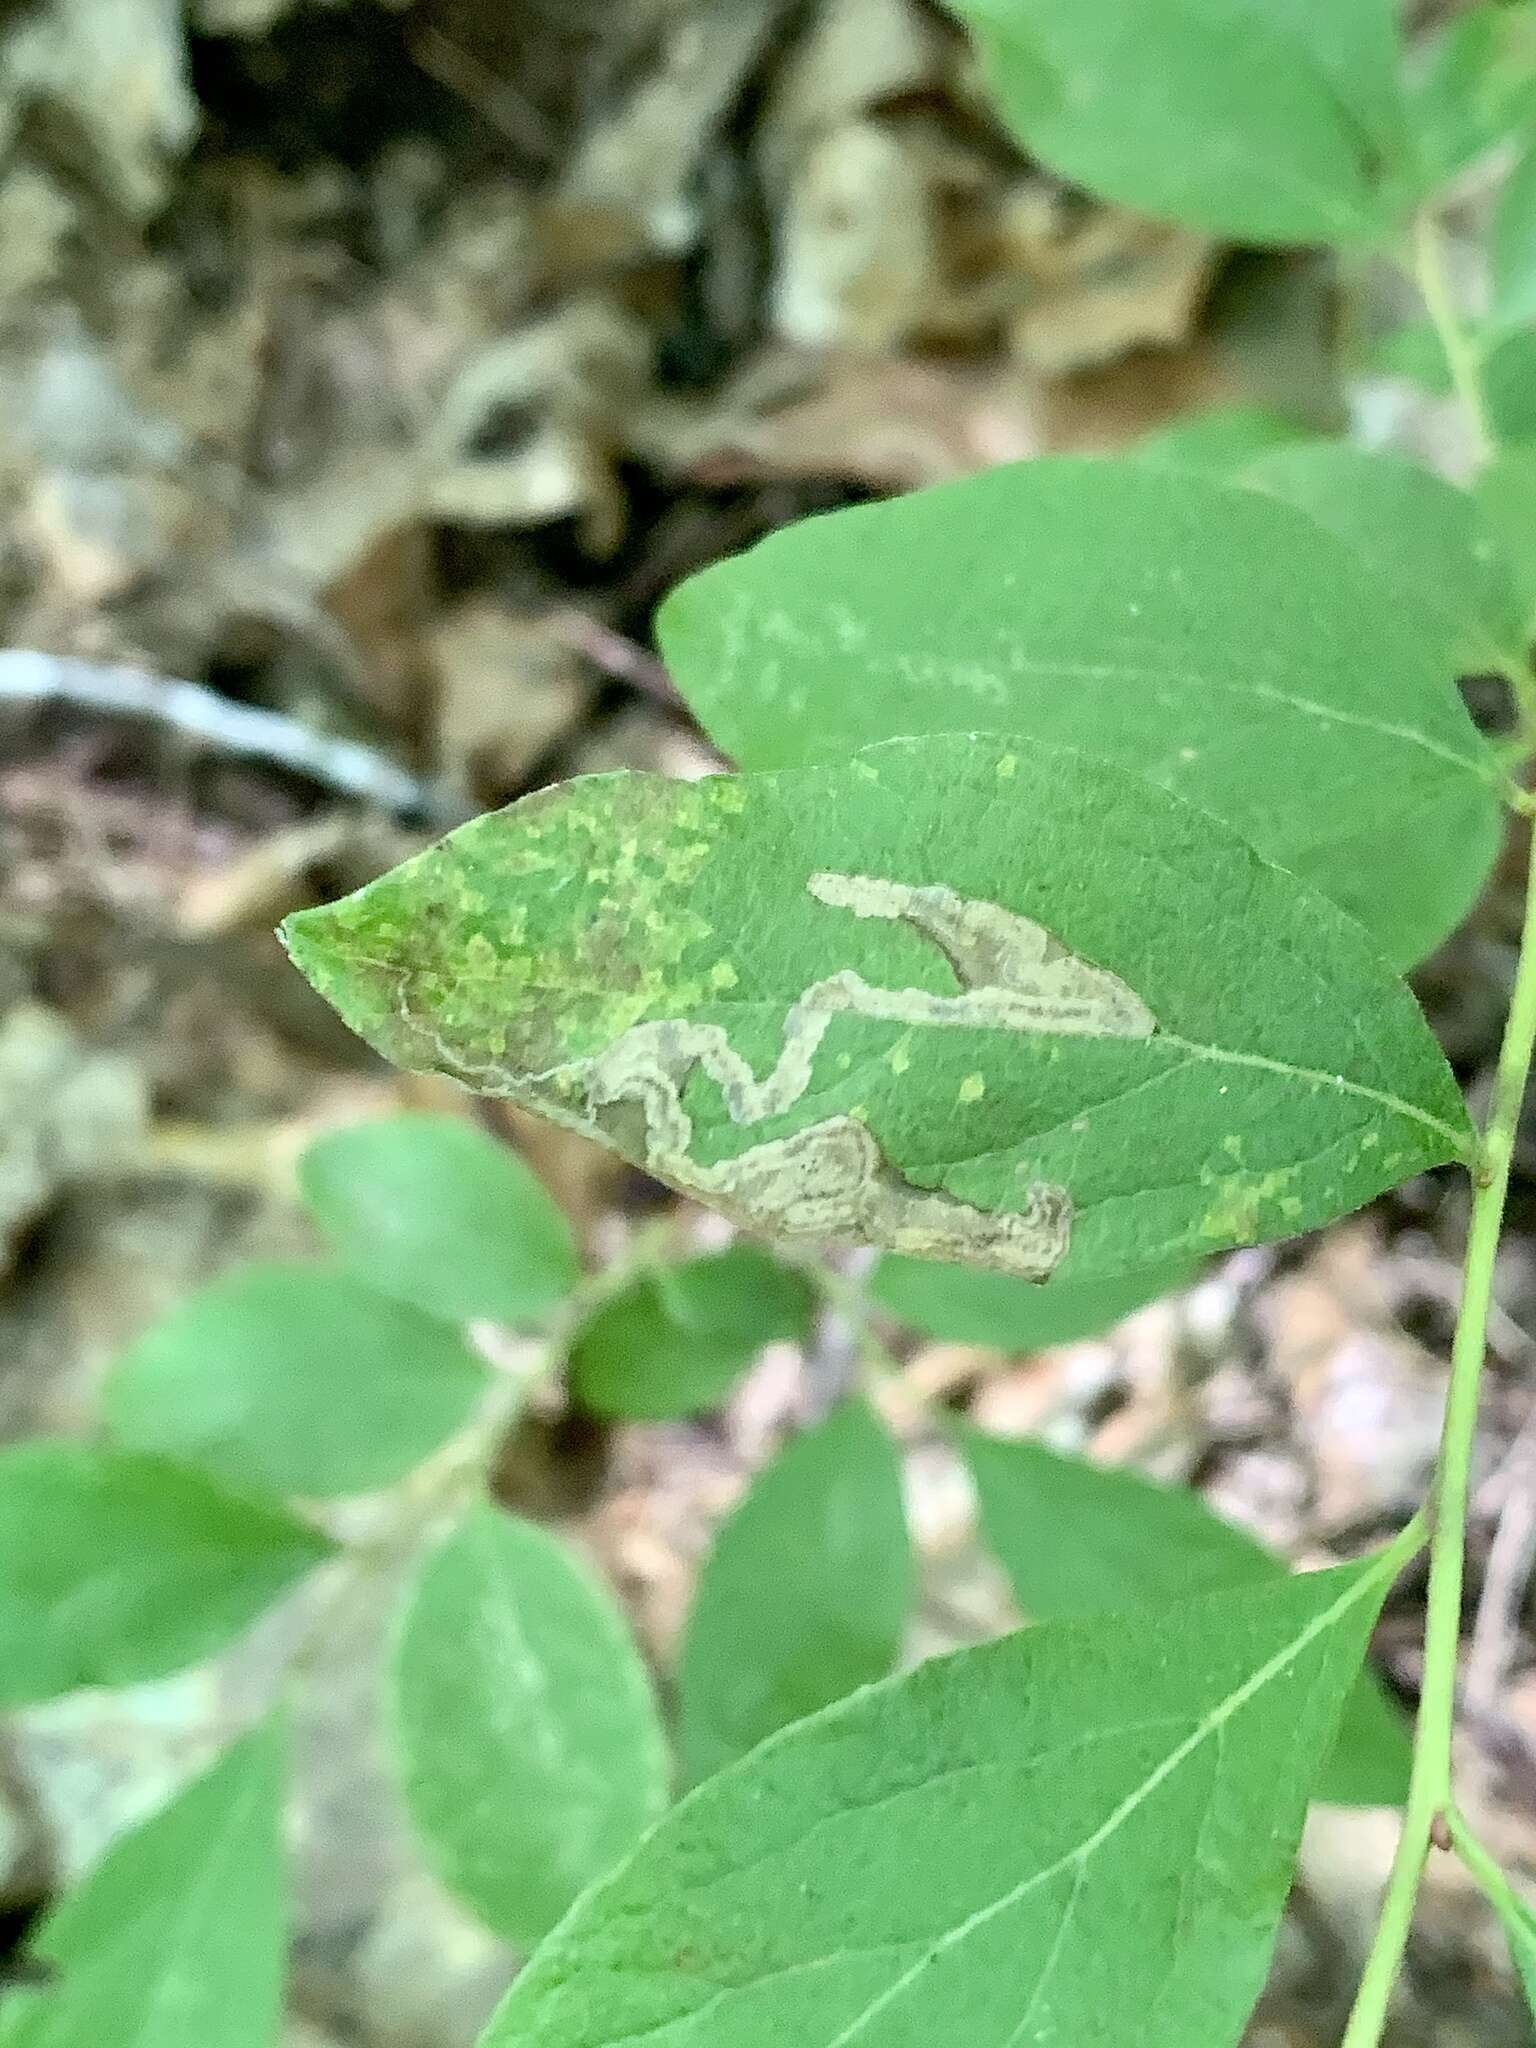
[0, 648, 468, 825]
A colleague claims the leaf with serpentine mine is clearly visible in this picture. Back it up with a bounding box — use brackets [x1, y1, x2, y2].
[281, 736, 1471, 1283]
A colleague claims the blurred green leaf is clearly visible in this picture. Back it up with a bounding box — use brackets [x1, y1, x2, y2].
[1449, 1811, 1536, 2020]
[393, 1503, 669, 1946]
[658, 456, 1504, 968]
[300, 1112, 579, 1328]
[1403, 2, 1536, 191]
[945, 0, 1405, 244]
[959, 1426, 1411, 1806]
[1132, 405, 1314, 477]
[962, 1424, 1286, 1615]
[104, 1262, 490, 1498]
[1326, 1669, 1420, 1810]
[1365, 317, 1456, 391]
[1378, 319, 1536, 446]
[0, 1723, 286, 2048]
[0, 1443, 332, 1706]
[679, 1400, 913, 1783]
[480, 1551, 1405, 2048]
[1487, 330, 1536, 443]
[869, 1255, 1197, 1350]
[1493, 148, 1536, 332]
[1478, 447, 1536, 636]
[568, 1244, 815, 1419]
[282, 736, 1472, 1285]
[1242, 443, 1527, 674]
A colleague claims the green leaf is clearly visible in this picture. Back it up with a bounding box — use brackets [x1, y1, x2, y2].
[1403, 2, 1536, 192]
[478, 1547, 1407, 2048]
[569, 1244, 815, 1419]
[945, 0, 1404, 245]
[1324, 1669, 1418, 1810]
[281, 736, 1472, 1284]
[1132, 405, 1314, 477]
[0, 1443, 333, 1706]
[1365, 316, 1456, 392]
[870, 1255, 1196, 1351]
[392, 1502, 669, 1947]
[1493, 148, 1536, 332]
[1493, 1881, 1536, 2019]
[656, 455, 1503, 969]
[1487, 330, 1536, 444]
[1241, 443, 1527, 675]
[679, 1400, 913, 1784]
[1450, 1814, 1536, 2021]
[959, 1426, 1410, 1805]
[103, 1262, 490, 1499]
[963, 1424, 1285, 1615]
[1477, 446, 1536, 637]
[0, 1724, 286, 2048]
[300, 1113, 580, 1327]
[1381, 326, 1536, 446]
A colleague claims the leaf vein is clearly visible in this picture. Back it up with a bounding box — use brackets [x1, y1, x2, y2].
[813, 1556, 1393, 2048]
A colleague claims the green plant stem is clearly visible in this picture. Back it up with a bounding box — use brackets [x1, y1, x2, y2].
[792, 1255, 903, 1374]
[1409, 209, 1493, 466]
[1341, 837, 1536, 2048]
[1402, 214, 1536, 743]
[1447, 1805, 1532, 1928]
[285, 1218, 680, 1687]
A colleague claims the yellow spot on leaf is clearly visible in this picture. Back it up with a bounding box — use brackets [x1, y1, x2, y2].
[664, 841, 713, 885]
[959, 1072, 986, 1103]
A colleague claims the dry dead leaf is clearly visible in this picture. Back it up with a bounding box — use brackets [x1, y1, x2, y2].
[0, 1005, 148, 1276]
[428, 603, 593, 797]
[2, 0, 197, 218]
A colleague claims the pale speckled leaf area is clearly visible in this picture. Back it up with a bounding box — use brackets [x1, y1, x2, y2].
[393, 1504, 669, 1948]
[477, 1550, 1405, 2048]
[657, 457, 1504, 970]
[1240, 443, 1529, 679]
[283, 736, 1470, 1282]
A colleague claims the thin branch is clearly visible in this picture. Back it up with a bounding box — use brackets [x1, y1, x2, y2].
[1342, 838, 1536, 2048]
[0, 649, 468, 827]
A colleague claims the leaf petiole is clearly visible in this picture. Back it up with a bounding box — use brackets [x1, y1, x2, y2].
[1404, 209, 1494, 468]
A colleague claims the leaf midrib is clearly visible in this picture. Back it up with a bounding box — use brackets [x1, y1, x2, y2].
[814, 1553, 1396, 2048]
[875, 648, 1490, 783]
[571, 1552, 1398, 2048]
[331, 951, 1470, 1163]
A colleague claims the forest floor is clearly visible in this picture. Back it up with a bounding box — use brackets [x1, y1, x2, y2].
[1, 3, 1533, 2043]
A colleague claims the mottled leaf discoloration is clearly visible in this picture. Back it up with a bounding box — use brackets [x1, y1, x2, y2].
[283, 737, 1471, 1279]
[521, 871, 1155, 1276]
